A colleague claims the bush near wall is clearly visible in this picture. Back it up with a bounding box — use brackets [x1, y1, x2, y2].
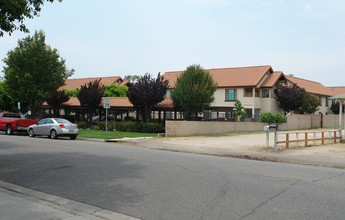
[258, 112, 286, 124]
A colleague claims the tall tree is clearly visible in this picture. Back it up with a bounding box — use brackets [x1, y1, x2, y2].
[46, 90, 70, 117]
[127, 73, 168, 123]
[0, 81, 17, 112]
[103, 84, 128, 97]
[234, 100, 247, 121]
[77, 79, 105, 125]
[3, 30, 73, 119]
[299, 94, 320, 114]
[171, 64, 217, 120]
[0, 0, 62, 37]
[274, 83, 306, 115]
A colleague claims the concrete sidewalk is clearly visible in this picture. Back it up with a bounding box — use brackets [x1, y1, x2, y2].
[123, 131, 345, 169]
[0, 181, 139, 220]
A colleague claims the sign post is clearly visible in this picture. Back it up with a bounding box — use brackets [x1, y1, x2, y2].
[17, 102, 21, 114]
[103, 97, 111, 137]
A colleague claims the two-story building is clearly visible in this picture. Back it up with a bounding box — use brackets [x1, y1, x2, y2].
[163, 65, 335, 120]
[285, 75, 333, 115]
[163, 65, 287, 120]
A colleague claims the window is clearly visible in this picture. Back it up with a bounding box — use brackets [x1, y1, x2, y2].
[225, 89, 237, 101]
[55, 119, 71, 124]
[37, 119, 47, 125]
[225, 111, 236, 118]
[262, 89, 269, 98]
[244, 88, 252, 97]
[45, 119, 54, 124]
[255, 89, 260, 97]
[326, 98, 329, 107]
[244, 88, 260, 97]
[3, 113, 21, 119]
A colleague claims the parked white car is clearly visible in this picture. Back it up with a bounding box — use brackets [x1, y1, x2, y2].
[28, 118, 79, 140]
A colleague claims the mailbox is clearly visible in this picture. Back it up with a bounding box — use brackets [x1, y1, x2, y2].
[264, 124, 278, 131]
[269, 124, 278, 131]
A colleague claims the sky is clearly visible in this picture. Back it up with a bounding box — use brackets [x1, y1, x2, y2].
[1, 0, 345, 86]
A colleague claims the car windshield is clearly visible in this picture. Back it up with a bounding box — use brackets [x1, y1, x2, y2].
[55, 119, 72, 124]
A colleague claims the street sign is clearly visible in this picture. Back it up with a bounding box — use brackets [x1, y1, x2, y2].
[103, 97, 110, 109]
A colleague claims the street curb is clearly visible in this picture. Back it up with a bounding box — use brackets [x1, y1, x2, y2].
[78, 137, 153, 143]
[0, 180, 140, 220]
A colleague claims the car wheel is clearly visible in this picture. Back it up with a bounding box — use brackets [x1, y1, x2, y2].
[70, 135, 77, 140]
[50, 130, 58, 139]
[28, 128, 35, 137]
[6, 125, 13, 135]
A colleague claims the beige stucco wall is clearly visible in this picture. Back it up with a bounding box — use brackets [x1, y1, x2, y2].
[165, 114, 341, 136]
[167, 88, 333, 115]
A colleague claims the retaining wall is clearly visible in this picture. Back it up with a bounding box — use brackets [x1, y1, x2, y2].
[165, 114, 341, 137]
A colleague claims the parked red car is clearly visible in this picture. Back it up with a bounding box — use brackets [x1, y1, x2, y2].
[0, 112, 38, 135]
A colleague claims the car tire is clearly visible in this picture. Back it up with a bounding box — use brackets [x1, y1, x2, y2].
[6, 125, 13, 135]
[28, 128, 35, 137]
[70, 135, 77, 140]
[50, 130, 58, 139]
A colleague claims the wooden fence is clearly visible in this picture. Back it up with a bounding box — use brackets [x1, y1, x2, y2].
[274, 130, 342, 150]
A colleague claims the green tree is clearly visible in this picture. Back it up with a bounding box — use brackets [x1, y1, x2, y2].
[0, 81, 17, 112]
[77, 79, 105, 125]
[274, 83, 306, 115]
[171, 64, 217, 120]
[103, 84, 128, 97]
[127, 73, 168, 123]
[299, 94, 320, 114]
[46, 90, 70, 117]
[0, 0, 62, 37]
[64, 88, 80, 97]
[3, 30, 73, 119]
[234, 100, 247, 121]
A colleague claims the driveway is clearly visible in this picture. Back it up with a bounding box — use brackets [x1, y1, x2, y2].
[125, 131, 345, 169]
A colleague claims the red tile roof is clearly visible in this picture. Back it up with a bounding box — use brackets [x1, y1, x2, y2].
[285, 75, 332, 96]
[327, 87, 345, 96]
[261, 71, 284, 88]
[163, 65, 273, 88]
[43, 97, 174, 109]
[60, 76, 123, 90]
[119, 80, 130, 86]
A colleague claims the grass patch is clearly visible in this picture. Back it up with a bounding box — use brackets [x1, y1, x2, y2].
[78, 129, 157, 139]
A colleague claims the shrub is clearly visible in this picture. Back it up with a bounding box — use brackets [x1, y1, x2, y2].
[114, 121, 163, 133]
[258, 112, 286, 124]
[90, 125, 99, 130]
[141, 123, 163, 133]
[77, 121, 89, 129]
[97, 121, 106, 130]
[88, 121, 163, 133]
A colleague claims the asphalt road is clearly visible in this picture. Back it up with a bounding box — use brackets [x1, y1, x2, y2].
[1, 134, 345, 220]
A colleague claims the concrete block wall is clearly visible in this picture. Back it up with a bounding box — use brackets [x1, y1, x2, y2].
[165, 121, 267, 137]
[165, 114, 341, 137]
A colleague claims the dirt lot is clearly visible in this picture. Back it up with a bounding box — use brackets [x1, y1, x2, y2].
[125, 131, 345, 169]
